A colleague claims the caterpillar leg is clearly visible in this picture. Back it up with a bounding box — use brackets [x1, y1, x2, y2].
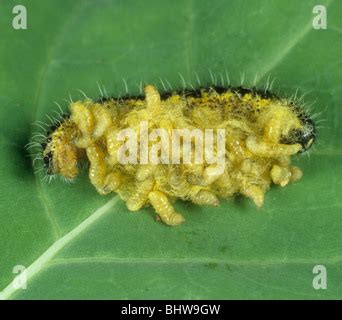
[148, 190, 185, 226]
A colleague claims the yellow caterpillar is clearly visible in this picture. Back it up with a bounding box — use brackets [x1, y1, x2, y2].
[29, 84, 316, 226]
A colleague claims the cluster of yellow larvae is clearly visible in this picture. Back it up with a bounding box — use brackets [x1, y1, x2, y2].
[41, 84, 315, 226]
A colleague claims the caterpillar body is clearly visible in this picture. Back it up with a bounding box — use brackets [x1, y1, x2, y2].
[30, 84, 316, 226]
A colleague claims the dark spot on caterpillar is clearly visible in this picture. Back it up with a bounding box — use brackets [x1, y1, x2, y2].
[98, 86, 280, 103]
[159, 86, 281, 101]
[41, 136, 51, 150]
[43, 151, 52, 164]
[43, 151, 53, 174]
[96, 93, 144, 104]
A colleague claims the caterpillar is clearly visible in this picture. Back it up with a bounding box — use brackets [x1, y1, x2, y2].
[28, 83, 316, 226]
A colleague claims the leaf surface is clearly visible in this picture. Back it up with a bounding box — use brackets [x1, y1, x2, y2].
[0, 0, 341, 299]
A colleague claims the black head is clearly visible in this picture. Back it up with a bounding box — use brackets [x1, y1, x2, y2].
[280, 113, 316, 152]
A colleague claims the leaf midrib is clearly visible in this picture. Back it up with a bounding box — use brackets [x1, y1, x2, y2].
[0, 197, 119, 300]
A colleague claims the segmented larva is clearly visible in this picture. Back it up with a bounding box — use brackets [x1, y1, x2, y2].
[28, 82, 316, 226]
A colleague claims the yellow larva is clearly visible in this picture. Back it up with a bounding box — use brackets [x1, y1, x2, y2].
[31, 84, 316, 226]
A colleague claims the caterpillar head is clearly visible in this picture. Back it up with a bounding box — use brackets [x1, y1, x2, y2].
[41, 120, 80, 180]
[280, 110, 316, 152]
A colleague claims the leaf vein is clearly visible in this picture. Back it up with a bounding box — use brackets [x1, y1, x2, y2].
[0, 197, 118, 300]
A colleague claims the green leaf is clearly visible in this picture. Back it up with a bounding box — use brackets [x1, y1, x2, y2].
[0, 0, 341, 299]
